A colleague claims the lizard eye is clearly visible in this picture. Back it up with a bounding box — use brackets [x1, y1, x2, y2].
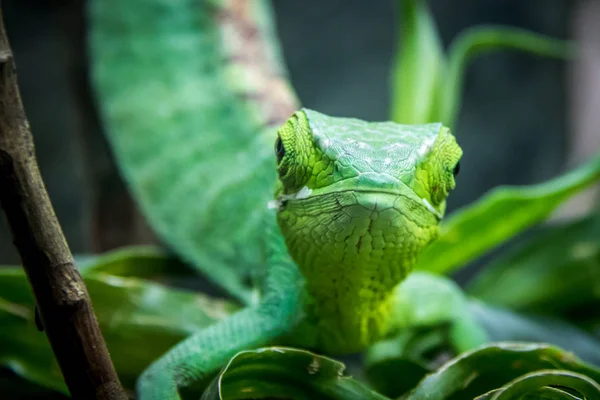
[453, 161, 461, 177]
[275, 136, 285, 164]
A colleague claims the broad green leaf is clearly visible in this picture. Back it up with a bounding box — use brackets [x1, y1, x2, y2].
[366, 302, 600, 398]
[365, 358, 429, 399]
[364, 329, 439, 398]
[487, 370, 600, 400]
[438, 27, 573, 127]
[0, 298, 67, 394]
[0, 267, 239, 393]
[467, 214, 600, 314]
[89, 0, 298, 304]
[75, 246, 222, 296]
[416, 153, 600, 275]
[406, 342, 600, 400]
[367, 281, 600, 397]
[76, 246, 192, 279]
[201, 347, 389, 400]
[0, 369, 68, 399]
[469, 301, 600, 366]
[477, 379, 592, 400]
[390, 0, 445, 124]
[366, 329, 444, 370]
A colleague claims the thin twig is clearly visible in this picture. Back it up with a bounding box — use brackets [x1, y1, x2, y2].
[0, 8, 127, 400]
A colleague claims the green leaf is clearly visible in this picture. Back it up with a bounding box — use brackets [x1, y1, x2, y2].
[201, 347, 389, 400]
[438, 27, 574, 127]
[467, 214, 600, 314]
[0, 369, 69, 399]
[364, 330, 440, 398]
[390, 0, 445, 124]
[489, 370, 600, 400]
[74, 246, 219, 295]
[0, 298, 67, 394]
[406, 342, 600, 400]
[0, 266, 239, 393]
[469, 301, 600, 366]
[76, 246, 193, 279]
[89, 0, 298, 304]
[477, 381, 590, 400]
[415, 153, 600, 275]
[365, 293, 600, 397]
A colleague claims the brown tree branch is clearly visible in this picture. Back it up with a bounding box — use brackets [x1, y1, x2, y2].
[0, 7, 127, 400]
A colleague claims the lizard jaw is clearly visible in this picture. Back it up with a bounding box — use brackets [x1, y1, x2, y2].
[271, 183, 443, 221]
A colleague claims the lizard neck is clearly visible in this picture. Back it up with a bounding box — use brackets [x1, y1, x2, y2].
[303, 277, 399, 354]
[277, 191, 440, 353]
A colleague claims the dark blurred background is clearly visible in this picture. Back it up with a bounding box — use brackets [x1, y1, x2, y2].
[1, 0, 598, 267]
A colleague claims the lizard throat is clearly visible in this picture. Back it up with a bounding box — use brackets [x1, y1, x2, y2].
[276, 190, 440, 353]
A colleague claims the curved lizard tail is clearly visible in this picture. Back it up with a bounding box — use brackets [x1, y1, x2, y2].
[89, 0, 299, 303]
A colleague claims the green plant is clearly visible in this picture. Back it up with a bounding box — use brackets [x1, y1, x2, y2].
[2, 0, 600, 399]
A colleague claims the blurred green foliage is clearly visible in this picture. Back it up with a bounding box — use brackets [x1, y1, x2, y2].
[2, 0, 600, 399]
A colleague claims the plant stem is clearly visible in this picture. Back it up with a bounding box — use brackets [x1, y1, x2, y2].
[441, 26, 574, 128]
[0, 8, 127, 400]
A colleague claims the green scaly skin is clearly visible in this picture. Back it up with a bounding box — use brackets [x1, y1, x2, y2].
[137, 109, 482, 399]
[88, 0, 485, 397]
[275, 110, 459, 353]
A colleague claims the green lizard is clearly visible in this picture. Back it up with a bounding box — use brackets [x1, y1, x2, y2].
[135, 108, 484, 398]
[89, 0, 486, 398]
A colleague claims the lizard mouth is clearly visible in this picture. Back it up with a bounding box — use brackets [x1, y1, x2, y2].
[269, 185, 443, 221]
[418, 197, 443, 220]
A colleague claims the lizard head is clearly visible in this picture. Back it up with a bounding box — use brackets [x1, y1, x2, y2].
[272, 108, 462, 298]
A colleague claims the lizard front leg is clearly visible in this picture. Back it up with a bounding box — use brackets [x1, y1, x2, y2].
[137, 216, 305, 399]
[388, 271, 488, 353]
[137, 305, 294, 399]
